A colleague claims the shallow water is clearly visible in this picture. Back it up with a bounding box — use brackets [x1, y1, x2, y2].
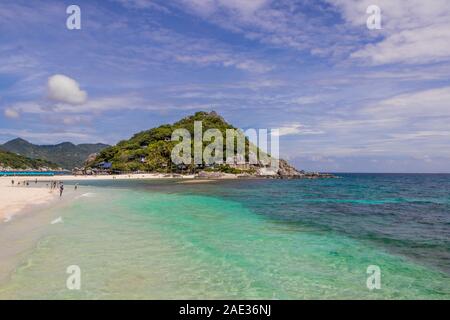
[0, 174, 449, 299]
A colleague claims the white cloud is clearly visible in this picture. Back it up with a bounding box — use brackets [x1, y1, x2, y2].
[2, 102, 47, 116]
[112, 0, 171, 13]
[4, 107, 20, 119]
[174, 52, 272, 73]
[351, 23, 450, 65]
[0, 128, 98, 144]
[291, 95, 322, 105]
[47, 74, 87, 105]
[328, 0, 450, 65]
[281, 86, 450, 161]
[139, 26, 273, 73]
[363, 86, 450, 118]
[3, 94, 212, 117]
[179, 0, 269, 16]
[52, 95, 143, 113]
[328, 0, 450, 29]
[174, 0, 348, 57]
[0, 52, 38, 74]
[275, 123, 325, 137]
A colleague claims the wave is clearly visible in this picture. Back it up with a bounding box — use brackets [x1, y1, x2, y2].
[77, 192, 96, 198]
[50, 217, 63, 225]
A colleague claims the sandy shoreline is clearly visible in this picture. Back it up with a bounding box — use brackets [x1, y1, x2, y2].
[0, 172, 245, 222]
[0, 173, 201, 222]
[0, 178, 59, 223]
[46, 173, 197, 181]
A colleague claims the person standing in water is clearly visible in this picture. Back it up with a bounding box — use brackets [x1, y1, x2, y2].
[59, 183, 64, 197]
[74, 183, 78, 190]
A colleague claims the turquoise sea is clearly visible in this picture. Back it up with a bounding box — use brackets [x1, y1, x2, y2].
[0, 174, 449, 299]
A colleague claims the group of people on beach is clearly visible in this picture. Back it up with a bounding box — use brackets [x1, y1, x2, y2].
[10, 179, 78, 197]
[10, 179, 35, 187]
[49, 181, 64, 197]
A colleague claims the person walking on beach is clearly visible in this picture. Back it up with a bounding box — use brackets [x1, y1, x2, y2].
[59, 183, 64, 197]
[11, 179, 14, 186]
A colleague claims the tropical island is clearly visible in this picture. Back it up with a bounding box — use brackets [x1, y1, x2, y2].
[85, 111, 334, 179]
[1, 112, 333, 179]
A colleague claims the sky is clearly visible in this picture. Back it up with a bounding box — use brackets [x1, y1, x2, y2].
[1, 0, 450, 173]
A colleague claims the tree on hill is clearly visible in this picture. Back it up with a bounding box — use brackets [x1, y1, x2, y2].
[1, 138, 109, 169]
[0, 149, 59, 170]
[91, 111, 266, 173]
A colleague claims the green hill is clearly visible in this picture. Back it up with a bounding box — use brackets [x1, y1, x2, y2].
[93, 111, 262, 173]
[1, 138, 109, 169]
[0, 148, 59, 170]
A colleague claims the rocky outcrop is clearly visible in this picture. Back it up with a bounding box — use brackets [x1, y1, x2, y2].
[85, 153, 98, 165]
[277, 159, 304, 177]
[197, 160, 335, 179]
[197, 171, 224, 179]
[257, 159, 334, 179]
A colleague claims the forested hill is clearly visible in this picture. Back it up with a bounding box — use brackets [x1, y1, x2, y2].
[0, 148, 59, 170]
[92, 111, 260, 172]
[1, 138, 109, 169]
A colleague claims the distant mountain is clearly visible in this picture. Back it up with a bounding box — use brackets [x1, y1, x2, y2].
[0, 148, 59, 170]
[1, 138, 109, 169]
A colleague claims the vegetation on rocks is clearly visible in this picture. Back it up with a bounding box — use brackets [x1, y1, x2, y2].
[92, 111, 261, 173]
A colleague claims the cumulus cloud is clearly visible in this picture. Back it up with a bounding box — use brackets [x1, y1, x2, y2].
[4, 107, 20, 119]
[47, 74, 87, 105]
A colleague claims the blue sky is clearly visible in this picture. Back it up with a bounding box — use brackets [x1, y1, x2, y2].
[1, 0, 450, 172]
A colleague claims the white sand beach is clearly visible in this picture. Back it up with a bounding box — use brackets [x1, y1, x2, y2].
[0, 178, 59, 223]
[0, 173, 197, 222]
[0, 172, 242, 222]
